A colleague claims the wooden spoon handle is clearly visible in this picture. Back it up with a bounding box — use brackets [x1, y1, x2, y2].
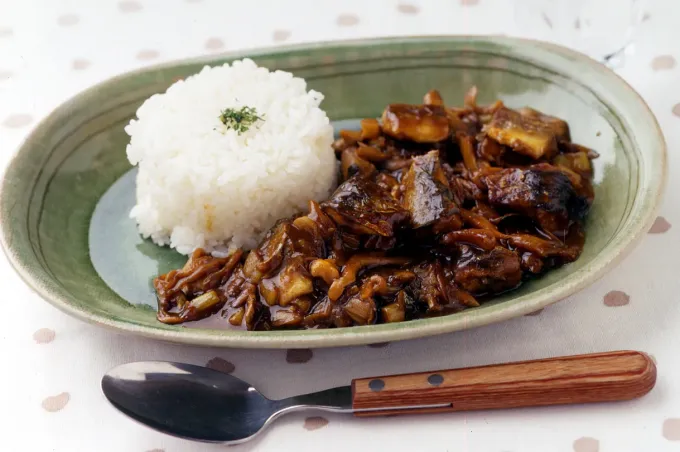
[351, 350, 656, 416]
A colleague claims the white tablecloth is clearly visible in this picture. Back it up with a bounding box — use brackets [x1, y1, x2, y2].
[1, 1, 679, 451]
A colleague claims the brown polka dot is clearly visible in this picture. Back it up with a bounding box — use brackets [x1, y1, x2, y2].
[649, 216, 672, 234]
[286, 349, 313, 364]
[303, 416, 329, 431]
[2, 114, 33, 128]
[673, 103, 680, 117]
[368, 342, 390, 348]
[204, 37, 225, 51]
[651, 55, 676, 71]
[272, 30, 291, 42]
[604, 290, 629, 307]
[336, 14, 359, 27]
[33, 328, 55, 344]
[525, 308, 544, 317]
[460, 0, 479, 5]
[57, 14, 79, 27]
[118, 1, 142, 12]
[206, 357, 235, 374]
[136, 50, 160, 61]
[0, 70, 12, 81]
[0, 27, 12, 38]
[573, 437, 599, 452]
[397, 3, 419, 14]
[663, 418, 680, 441]
[41, 392, 70, 412]
[72, 59, 91, 70]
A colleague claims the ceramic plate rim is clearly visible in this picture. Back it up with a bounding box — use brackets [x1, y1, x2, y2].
[0, 35, 667, 348]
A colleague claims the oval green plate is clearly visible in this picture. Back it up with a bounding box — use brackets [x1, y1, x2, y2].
[0, 36, 666, 348]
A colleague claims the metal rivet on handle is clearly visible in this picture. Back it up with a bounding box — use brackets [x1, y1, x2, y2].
[368, 379, 385, 392]
[427, 374, 444, 386]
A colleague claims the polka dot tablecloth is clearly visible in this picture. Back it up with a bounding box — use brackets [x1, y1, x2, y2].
[0, 1, 679, 451]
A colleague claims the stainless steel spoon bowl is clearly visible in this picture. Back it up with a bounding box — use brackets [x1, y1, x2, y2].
[101, 361, 353, 444]
[102, 352, 656, 445]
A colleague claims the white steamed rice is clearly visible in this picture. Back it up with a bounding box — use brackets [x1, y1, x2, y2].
[125, 58, 337, 256]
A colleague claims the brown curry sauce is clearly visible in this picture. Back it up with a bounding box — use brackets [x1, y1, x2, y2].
[153, 88, 596, 330]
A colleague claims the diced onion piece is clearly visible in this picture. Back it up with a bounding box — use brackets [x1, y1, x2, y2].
[189, 290, 221, 313]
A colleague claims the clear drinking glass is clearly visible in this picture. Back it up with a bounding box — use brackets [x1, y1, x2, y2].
[513, 0, 645, 67]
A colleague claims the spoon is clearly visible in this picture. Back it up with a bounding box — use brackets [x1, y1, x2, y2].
[102, 350, 656, 445]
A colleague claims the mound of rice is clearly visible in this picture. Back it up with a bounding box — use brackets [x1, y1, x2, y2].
[125, 58, 337, 256]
